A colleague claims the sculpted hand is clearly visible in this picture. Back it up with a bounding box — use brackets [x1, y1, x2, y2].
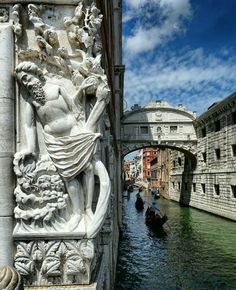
[81, 76, 99, 94]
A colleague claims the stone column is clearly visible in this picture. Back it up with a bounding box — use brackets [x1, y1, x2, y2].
[0, 22, 14, 266]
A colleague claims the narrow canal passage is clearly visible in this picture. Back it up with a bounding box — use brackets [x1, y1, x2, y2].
[115, 189, 236, 290]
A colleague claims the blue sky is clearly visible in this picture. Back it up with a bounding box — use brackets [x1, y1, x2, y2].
[123, 0, 236, 115]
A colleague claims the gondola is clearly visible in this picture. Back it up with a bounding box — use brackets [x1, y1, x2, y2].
[135, 196, 144, 210]
[151, 187, 160, 199]
[127, 185, 134, 192]
[145, 207, 168, 227]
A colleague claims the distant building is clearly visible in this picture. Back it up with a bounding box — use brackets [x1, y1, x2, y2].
[130, 159, 136, 179]
[142, 148, 159, 181]
[136, 150, 143, 180]
[150, 149, 171, 193]
[123, 160, 130, 181]
[150, 156, 158, 188]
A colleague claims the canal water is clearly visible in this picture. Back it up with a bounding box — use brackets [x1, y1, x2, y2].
[115, 189, 236, 290]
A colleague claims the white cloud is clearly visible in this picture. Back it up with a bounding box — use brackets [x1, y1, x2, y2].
[125, 0, 146, 9]
[124, 49, 236, 114]
[123, 0, 192, 57]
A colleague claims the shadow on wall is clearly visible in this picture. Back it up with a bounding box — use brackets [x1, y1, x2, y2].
[179, 155, 195, 206]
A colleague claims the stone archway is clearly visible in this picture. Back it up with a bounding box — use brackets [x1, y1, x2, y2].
[121, 101, 197, 159]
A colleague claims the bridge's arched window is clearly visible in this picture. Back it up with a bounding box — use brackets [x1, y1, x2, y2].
[178, 157, 182, 166]
[140, 126, 148, 135]
[178, 182, 181, 190]
[170, 125, 178, 133]
[157, 126, 162, 133]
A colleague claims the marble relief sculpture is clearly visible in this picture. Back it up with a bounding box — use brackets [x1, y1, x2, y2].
[0, 266, 23, 290]
[13, 2, 111, 240]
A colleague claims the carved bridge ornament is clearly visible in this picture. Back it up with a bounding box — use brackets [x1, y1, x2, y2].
[13, 2, 111, 240]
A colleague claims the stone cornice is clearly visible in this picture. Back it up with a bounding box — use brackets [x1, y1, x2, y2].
[122, 106, 196, 122]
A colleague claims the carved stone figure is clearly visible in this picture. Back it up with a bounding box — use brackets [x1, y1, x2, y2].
[15, 61, 110, 237]
[13, 2, 111, 239]
[12, 2, 112, 286]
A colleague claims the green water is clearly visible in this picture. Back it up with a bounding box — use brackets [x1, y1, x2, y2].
[115, 190, 236, 290]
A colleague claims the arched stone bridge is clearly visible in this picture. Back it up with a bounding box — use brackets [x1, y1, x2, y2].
[121, 101, 197, 159]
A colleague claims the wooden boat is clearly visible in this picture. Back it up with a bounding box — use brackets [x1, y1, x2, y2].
[151, 188, 160, 199]
[135, 196, 144, 210]
[127, 185, 134, 192]
[145, 207, 168, 227]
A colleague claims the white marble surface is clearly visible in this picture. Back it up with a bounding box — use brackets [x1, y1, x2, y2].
[0, 217, 13, 266]
[0, 23, 14, 267]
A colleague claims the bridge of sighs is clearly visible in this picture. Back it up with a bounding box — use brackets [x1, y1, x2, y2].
[121, 101, 197, 160]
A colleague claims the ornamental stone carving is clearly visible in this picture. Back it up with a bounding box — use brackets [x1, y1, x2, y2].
[12, 4, 22, 38]
[13, 155, 69, 233]
[11, 2, 112, 287]
[0, 266, 23, 290]
[0, 8, 9, 22]
[15, 239, 97, 286]
[14, 2, 111, 239]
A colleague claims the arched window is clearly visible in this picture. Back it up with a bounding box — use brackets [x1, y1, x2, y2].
[157, 126, 162, 133]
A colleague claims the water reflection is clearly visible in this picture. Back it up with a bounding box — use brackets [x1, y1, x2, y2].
[115, 189, 236, 290]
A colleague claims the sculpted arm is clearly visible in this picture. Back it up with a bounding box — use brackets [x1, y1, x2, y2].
[59, 86, 73, 110]
[24, 102, 37, 155]
[60, 83, 89, 108]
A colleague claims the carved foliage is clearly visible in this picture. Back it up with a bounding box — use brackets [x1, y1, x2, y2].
[63, 1, 102, 56]
[13, 155, 69, 233]
[15, 240, 95, 286]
